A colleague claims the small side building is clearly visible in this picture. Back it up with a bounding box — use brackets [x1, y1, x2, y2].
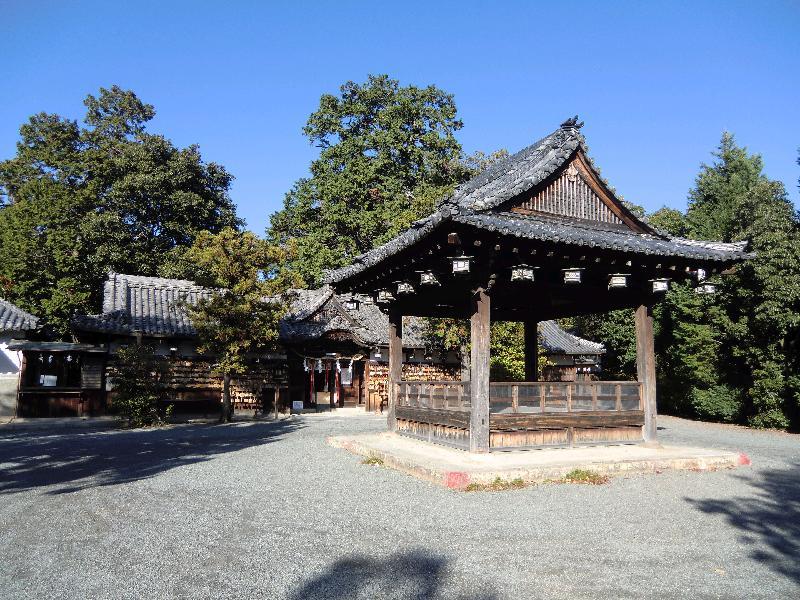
[71, 272, 289, 416]
[280, 286, 462, 411]
[0, 297, 40, 418]
[539, 320, 604, 381]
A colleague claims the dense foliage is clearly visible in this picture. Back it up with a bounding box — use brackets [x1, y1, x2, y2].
[421, 318, 549, 382]
[110, 344, 171, 427]
[183, 228, 299, 421]
[266, 74, 470, 286]
[0, 86, 239, 334]
[571, 134, 800, 429]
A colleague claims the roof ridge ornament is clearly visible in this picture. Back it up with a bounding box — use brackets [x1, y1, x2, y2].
[560, 115, 584, 130]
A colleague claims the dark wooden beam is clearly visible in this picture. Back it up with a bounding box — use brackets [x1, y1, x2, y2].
[470, 288, 491, 452]
[490, 411, 645, 430]
[396, 406, 470, 429]
[635, 304, 657, 443]
[388, 308, 403, 432]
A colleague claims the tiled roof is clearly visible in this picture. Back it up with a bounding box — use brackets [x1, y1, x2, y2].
[73, 272, 213, 337]
[0, 297, 39, 334]
[323, 119, 750, 285]
[280, 286, 427, 348]
[451, 125, 585, 212]
[539, 320, 604, 355]
[452, 212, 750, 261]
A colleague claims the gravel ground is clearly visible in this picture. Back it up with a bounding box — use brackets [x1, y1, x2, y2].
[0, 413, 797, 600]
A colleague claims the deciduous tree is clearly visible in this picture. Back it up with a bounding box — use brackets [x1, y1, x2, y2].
[183, 228, 299, 422]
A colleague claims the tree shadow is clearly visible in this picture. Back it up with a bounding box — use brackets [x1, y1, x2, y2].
[290, 550, 498, 600]
[0, 419, 302, 495]
[686, 464, 800, 583]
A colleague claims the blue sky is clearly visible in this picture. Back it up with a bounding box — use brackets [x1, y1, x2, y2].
[2, 1, 798, 232]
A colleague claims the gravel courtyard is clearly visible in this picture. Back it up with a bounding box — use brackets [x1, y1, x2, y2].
[0, 413, 797, 599]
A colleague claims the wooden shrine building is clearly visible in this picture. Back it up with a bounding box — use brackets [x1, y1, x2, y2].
[324, 117, 750, 452]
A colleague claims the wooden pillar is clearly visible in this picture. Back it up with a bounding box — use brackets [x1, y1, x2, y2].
[523, 321, 539, 382]
[387, 308, 403, 431]
[470, 289, 491, 453]
[635, 304, 657, 443]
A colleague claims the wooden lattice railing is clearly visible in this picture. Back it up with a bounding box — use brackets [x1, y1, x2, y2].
[488, 381, 642, 414]
[396, 380, 470, 411]
[395, 380, 642, 414]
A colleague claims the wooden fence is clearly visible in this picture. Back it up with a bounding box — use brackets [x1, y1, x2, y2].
[394, 380, 644, 450]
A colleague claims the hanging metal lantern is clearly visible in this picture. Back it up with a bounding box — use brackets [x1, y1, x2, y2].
[396, 281, 415, 295]
[510, 264, 537, 282]
[607, 273, 629, 289]
[651, 278, 670, 293]
[418, 271, 440, 286]
[376, 289, 395, 303]
[562, 268, 583, 284]
[695, 282, 717, 295]
[451, 255, 472, 274]
[343, 298, 360, 311]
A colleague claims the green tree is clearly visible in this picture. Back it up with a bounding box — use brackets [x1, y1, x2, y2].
[0, 86, 240, 334]
[110, 344, 171, 427]
[658, 135, 800, 428]
[267, 74, 469, 286]
[184, 228, 299, 422]
[422, 318, 549, 382]
[648, 206, 688, 236]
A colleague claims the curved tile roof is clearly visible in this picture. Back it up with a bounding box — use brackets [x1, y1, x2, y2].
[0, 297, 39, 334]
[73, 272, 213, 337]
[323, 119, 750, 285]
[280, 286, 427, 348]
[453, 212, 750, 261]
[539, 320, 604, 355]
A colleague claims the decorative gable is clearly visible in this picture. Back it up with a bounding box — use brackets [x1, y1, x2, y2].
[507, 152, 647, 232]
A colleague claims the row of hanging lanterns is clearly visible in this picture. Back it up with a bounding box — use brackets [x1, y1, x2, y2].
[372, 256, 717, 303]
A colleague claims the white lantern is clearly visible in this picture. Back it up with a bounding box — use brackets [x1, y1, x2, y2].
[563, 268, 583, 284]
[695, 268, 707, 282]
[376, 289, 395, 303]
[396, 282, 415, 295]
[608, 274, 629, 289]
[695, 282, 717, 295]
[651, 278, 670, 293]
[511, 265, 537, 282]
[419, 271, 440, 286]
[451, 255, 472, 274]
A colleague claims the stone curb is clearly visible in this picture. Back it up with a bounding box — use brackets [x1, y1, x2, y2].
[328, 434, 749, 490]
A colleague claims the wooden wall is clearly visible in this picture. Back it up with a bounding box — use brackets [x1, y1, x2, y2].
[107, 357, 289, 415]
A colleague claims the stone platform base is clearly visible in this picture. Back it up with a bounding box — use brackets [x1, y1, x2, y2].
[327, 431, 750, 490]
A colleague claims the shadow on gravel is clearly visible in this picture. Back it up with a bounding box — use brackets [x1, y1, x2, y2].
[687, 464, 800, 584]
[290, 550, 498, 600]
[0, 419, 302, 495]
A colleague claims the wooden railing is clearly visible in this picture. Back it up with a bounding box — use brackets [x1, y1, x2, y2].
[488, 381, 642, 414]
[396, 380, 470, 411]
[395, 380, 642, 414]
[395, 380, 644, 449]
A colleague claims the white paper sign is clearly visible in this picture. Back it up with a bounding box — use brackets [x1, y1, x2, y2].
[292, 401, 304, 411]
